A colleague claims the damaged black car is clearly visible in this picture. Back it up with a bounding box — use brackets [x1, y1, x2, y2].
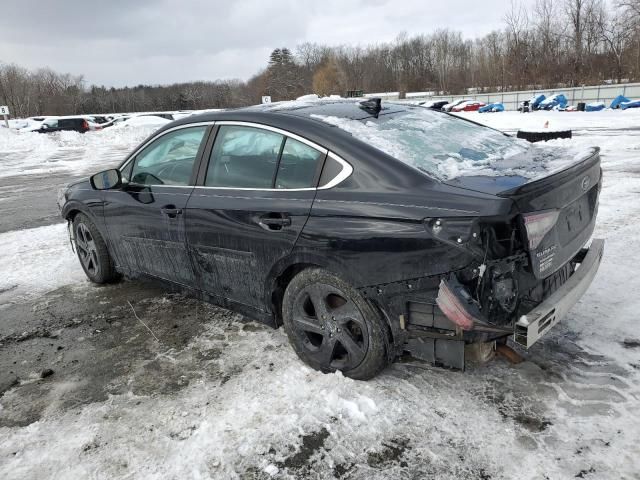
[59, 99, 604, 379]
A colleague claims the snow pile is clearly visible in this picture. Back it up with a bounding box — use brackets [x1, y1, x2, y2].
[0, 223, 87, 307]
[112, 116, 170, 129]
[454, 108, 640, 133]
[0, 124, 159, 179]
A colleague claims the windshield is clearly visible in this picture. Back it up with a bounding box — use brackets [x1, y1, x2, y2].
[311, 106, 530, 181]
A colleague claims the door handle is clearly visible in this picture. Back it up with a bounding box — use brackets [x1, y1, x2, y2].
[161, 206, 183, 218]
[258, 213, 292, 231]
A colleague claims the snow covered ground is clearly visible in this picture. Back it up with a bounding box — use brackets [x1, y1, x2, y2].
[0, 111, 639, 479]
[0, 125, 158, 179]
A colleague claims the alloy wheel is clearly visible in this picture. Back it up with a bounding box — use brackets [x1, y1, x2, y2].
[291, 283, 369, 370]
[75, 222, 100, 276]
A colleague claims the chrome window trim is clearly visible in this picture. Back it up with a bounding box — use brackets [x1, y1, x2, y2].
[193, 185, 317, 192]
[117, 120, 353, 192]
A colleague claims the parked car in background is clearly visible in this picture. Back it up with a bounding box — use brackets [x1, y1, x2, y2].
[478, 102, 505, 113]
[32, 117, 60, 132]
[451, 100, 486, 112]
[441, 99, 473, 112]
[18, 116, 56, 132]
[420, 100, 449, 110]
[59, 99, 604, 379]
[88, 115, 110, 124]
[36, 116, 103, 133]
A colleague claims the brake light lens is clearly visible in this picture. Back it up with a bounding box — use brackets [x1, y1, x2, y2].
[523, 210, 559, 249]
[436, 279, 475, 330]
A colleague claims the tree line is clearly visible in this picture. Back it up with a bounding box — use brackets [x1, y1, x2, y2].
[2, 0, 640, 117]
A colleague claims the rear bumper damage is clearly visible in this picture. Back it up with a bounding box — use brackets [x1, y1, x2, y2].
[513, 238, 604, 347]
[436, 238, 605, 349]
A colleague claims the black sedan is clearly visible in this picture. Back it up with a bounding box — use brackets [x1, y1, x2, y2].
[59, 99, 604, 379]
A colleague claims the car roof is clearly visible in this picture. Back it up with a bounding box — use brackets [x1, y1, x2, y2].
[169, 99, 414, 127]
[160, 99, 424, 164]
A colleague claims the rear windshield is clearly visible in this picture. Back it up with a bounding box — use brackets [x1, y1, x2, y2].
[311, 106, 528, 180]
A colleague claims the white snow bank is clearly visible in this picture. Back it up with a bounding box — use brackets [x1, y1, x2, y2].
[296, 94, 320, 101]
[112, 116, 170, 129]
[0, 223, 87, 306]
[0, 124, 159, 179]
[453, 108, 640, 133]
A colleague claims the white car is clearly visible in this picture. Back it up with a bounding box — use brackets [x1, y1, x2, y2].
[441, 98, 473, 112]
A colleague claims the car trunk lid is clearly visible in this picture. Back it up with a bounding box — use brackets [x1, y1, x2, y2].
[446, 148, 602, 278]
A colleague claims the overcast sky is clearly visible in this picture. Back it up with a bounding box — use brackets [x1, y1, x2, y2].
[0, 0, 536, 87]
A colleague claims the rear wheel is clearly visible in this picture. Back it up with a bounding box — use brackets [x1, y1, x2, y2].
[72, 213, 119, 284]
[282, 268, 390, 380]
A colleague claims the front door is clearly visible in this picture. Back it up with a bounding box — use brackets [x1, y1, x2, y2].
[185, 123, 326, 312]
[103, 124, 210, 286]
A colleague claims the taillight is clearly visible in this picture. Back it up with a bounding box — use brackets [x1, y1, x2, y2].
[436, 279, 476, 330]
[522, 210, 559, 249]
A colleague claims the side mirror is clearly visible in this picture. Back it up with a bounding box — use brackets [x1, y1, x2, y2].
[90, 169, 122, 190]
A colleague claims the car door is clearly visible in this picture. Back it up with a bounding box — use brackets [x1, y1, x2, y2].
[185, 122, 326, 312]
[40, 118, 59, 132]
[102, 124, 211, 286]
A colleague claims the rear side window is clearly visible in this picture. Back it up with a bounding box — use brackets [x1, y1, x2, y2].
[59, 119, 81, 128]
[206, 126, 284, 188]
[275, 138, 324, 189]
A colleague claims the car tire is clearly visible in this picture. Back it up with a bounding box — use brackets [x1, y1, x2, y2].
[282, 268, 390, 380]
[72, 213, 119, 284]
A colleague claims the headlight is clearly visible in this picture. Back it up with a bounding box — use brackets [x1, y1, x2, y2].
[57, 184, 70, 211]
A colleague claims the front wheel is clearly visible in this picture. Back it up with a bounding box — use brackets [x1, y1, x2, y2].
[282, 268, 390, 380]
[72, 213, 119, 284]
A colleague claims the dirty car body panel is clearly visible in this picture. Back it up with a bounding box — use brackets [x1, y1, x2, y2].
[60, 100, 604, 370]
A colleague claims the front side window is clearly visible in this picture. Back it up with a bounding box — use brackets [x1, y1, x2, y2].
[130, 126, 207, 186]
[206, 126, 284, 188]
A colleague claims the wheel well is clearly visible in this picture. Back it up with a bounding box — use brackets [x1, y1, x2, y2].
[270, 263, 320, 327]
[65, 209, 81, 222]
[271, 264, 398, 364]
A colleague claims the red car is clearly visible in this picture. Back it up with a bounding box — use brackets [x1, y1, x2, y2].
[451, 100, 486, 112]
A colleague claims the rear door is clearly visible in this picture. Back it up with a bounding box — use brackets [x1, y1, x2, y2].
[103, 124, 211, 286]
[185, 122, 326, 311]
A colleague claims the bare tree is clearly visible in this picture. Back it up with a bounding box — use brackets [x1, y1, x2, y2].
[598, 6, 635, 82]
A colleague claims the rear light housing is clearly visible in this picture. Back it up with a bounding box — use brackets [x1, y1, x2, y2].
[436, 278, 478, 330]
[522, 210, 559, 249]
